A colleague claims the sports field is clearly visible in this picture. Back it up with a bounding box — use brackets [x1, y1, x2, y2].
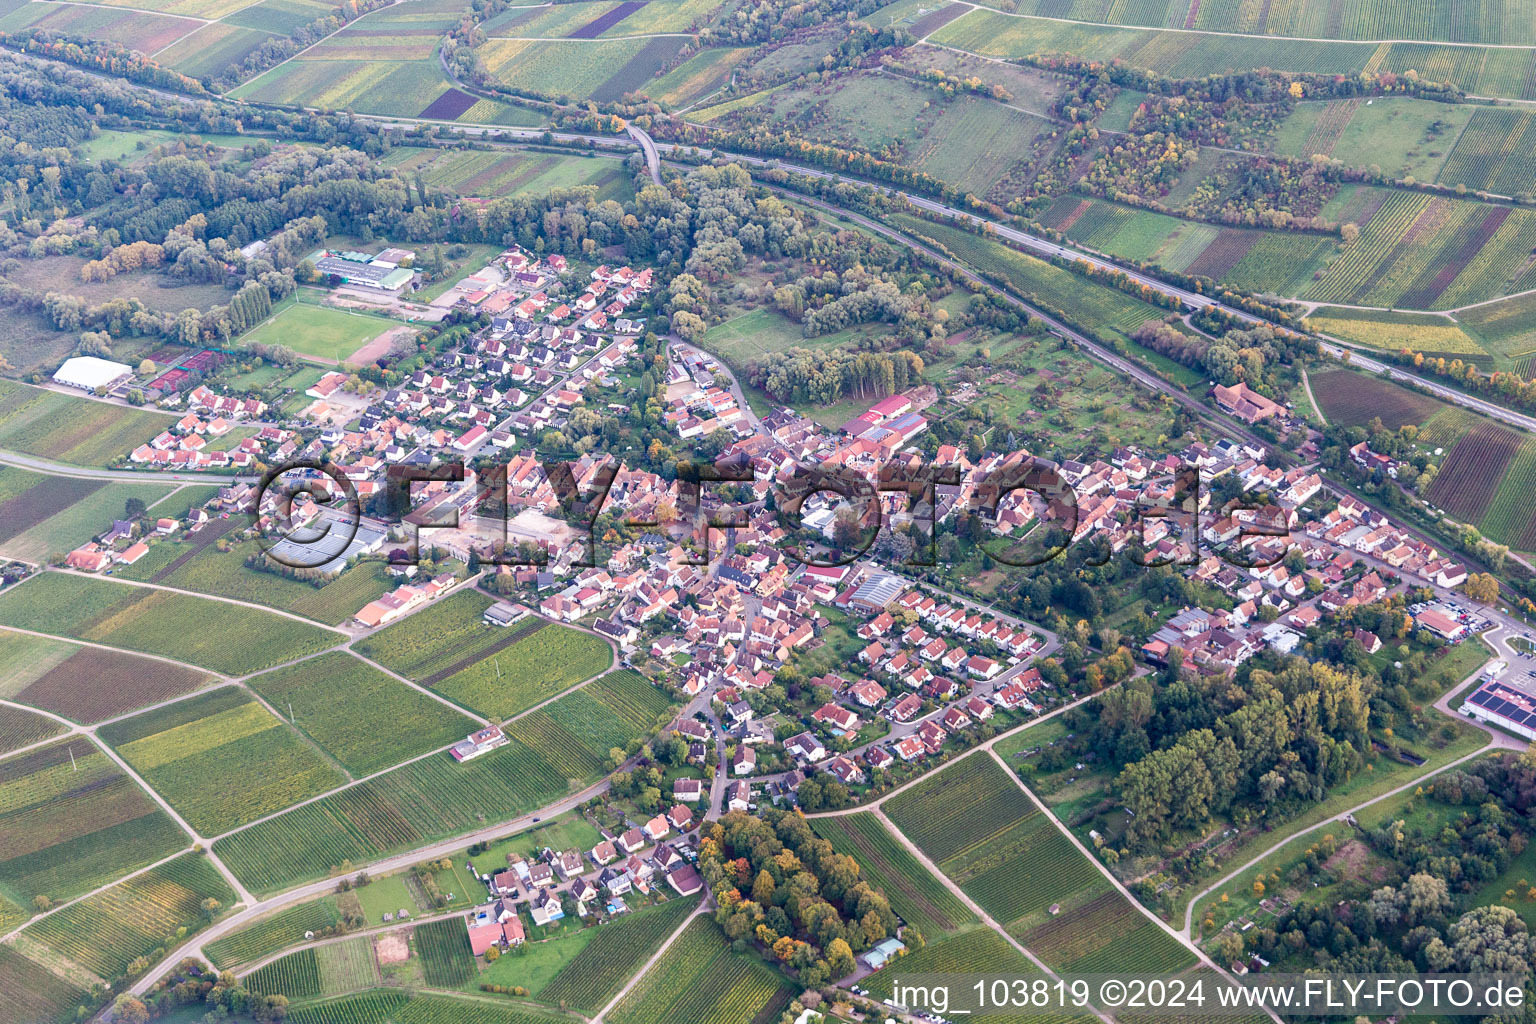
[242, 301, 400, 363]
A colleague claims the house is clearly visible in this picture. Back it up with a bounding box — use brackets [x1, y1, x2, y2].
[590, 840, 618, 866]
[849, 679, 888, 707]
[1354, 628, 1382, 654]
[644, 813, 671, 841]
[811, 703, 861, 733]
[826, 755, 865, 785]
[66, 547, 111, 572]
[667, 804, 694, 831]
[667, 863, 704, 896]
[732, 745, 756, 775]
[890, 693, 922, 722]
[727, 781, 750, 811]
[467, 918, 508, 957]
[673, 777, 703, 802]
[619, 827, 648, 854]
[451, 725, 509, 762]
[785, 731, 827, 763]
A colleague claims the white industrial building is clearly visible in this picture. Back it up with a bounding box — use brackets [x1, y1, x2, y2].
[52, 356, 133, 392]
[1462, 677, 1536, 741]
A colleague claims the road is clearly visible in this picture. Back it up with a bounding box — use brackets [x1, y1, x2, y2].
[0, 449, 246, 484]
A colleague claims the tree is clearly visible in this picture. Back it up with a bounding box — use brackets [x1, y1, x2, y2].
[137, 359, 156, 376]
[1448, 905, 1536, 976]
[1464, 572, 1500, 604]
[125, 497, 148, 520]
[202, 896, 222, 921]
[113, 996, 150, 1024]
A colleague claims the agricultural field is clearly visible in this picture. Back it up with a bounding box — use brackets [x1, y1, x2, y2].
[812, 813, 976, 939]
[608, 916, 796, 1024]
[22, 853, 235, 983]
[1437, 107, 1536, 197]
[205, 896, 343, 969]
[0, 739, 189, 919]
[245, 935, 382, 1000]
[378, 147, 635, 204]
[99, 687, 350, 836]
[0, 571, 341, 674]
[414, 916, 474, 987]
[700, 306, 893, 366]
[0, 476, 177, 563]
[285, 991, 408, 1024]
[1459, 292, 1536, 371]
[0, 703, 64, 755]
[533, 894, 699, 1012]
[1307, 368, 1445, 430]
[1443, 423, 1536, 552]
[0, 380, 175, 467]
[0, 1, 202, 52]
[240, 302, 396, 363]
[1427, 421, 1525, 527]
[1270, 96, 1474, 182]
[886, 754, 1120, 937]
[476, 36, 690, 103]
[0, 629, 212, 724]
[119, 535, 397, 627]
[248, 653, 478, 776]
[355, 590, 615, 718]
[1015, 887, 1195, 976]
[645, 47, 751, 107]
[213, 671, 672, 893]
[159, 22, 284, 80]
[231, 58, 458, 117]
[1305, 308, 1490, 364]
[0, 944, 87, 1024]
[1306, 191, 1536, 309]
[375, 993, 571, 1024]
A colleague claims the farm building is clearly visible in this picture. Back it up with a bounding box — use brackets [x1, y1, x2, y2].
[53, 355, 133, 392]
[1462, 678, 1536, 740]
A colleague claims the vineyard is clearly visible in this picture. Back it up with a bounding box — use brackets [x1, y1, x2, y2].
[1460, 291, 1536, 365]
[0, 739, 187, 912]
[0, 703, 63, 755]
[205, 897, 342, 969]
[1475, 438, 1536, 549]
[608, 916, 795, 1024]
[536, 894, 699, 1012]
[1306, 370, 1443, 429]
[1016, 890, 1195, 976]
[211, 742, 561, 891]
[389, 994, 573, 1024]
[0, 476, 173, 564]
[0, 380, 175, 468]
[885, 754, 1037, 864]
[246, 946, 322, 1000]
[861, 928, 1097, 1024]
[431, 622, 612, 719]
[0, 572, 340, 674]
[128, 538, 396, 626]
[1438, 107, 1536, 197]
[812, 813, 976, 938]
[247, 652, 478, 776]
[355, 590, 516, 676]
[286, 991, 407, 1024]
[6, 644, 211, 724]
[23, 853, 235, 982]
[1304, 308, 1489, 362]
[1426, 421, 1523, 523]
[100, 687, 349, 836]
[946, 808, 1111, 930]
[231, 58, 456, 117]
[415, 916, 475, 987]
[0, 944, 86, 1024]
